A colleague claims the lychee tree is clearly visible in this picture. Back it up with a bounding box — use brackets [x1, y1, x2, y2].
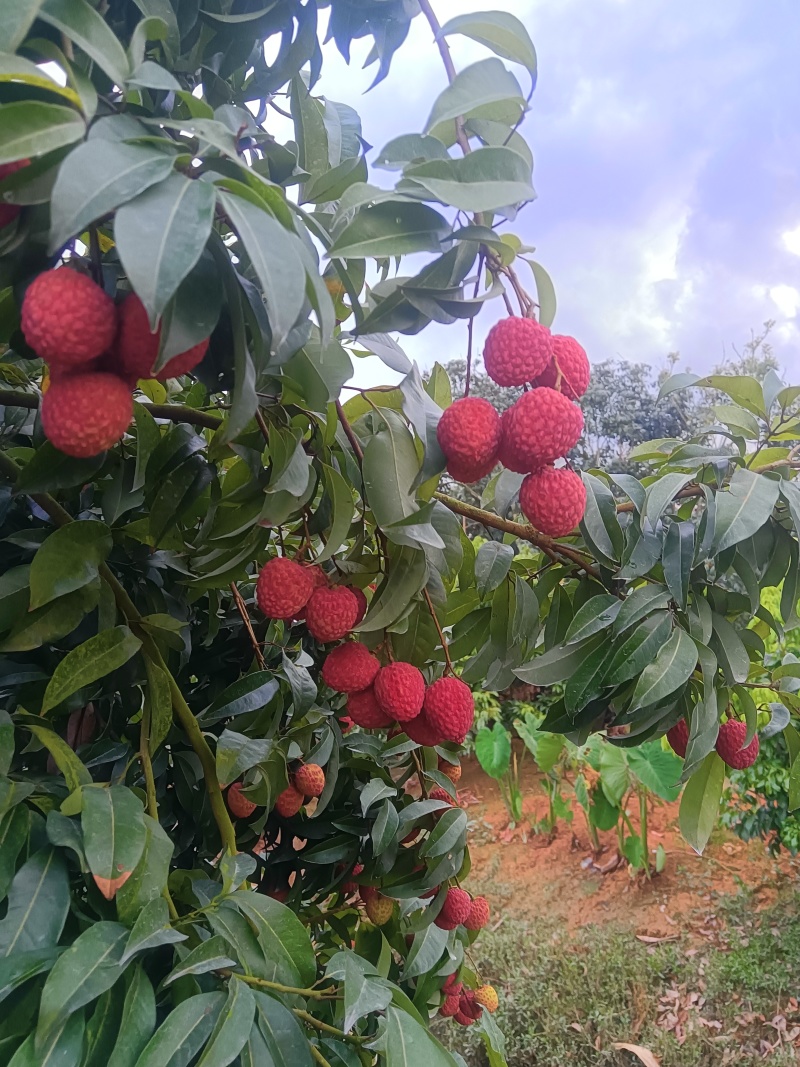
[0, 3, 799, 1066]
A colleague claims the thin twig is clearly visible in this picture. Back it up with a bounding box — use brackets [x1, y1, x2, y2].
[423, 587, 453, 673]
[230, 583, 266, 670]
[416, 0, 471, 156]
[335, 400, 364, 464]
[293, 1009, 366, 1045]
[309, 1046, 333, 1067]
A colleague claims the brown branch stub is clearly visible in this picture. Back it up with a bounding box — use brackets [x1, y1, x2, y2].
[230, 582, 267, 670]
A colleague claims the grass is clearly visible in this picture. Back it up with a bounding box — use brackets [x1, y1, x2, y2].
[442, 888, 800, 1066]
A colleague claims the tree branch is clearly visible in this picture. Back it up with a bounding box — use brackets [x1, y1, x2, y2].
[416, 0, 471, 156]
[423, 587, 453, 673]
[335, 400, 364, 464]
[0, 389, 224, 430]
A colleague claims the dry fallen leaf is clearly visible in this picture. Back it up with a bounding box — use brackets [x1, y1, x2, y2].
[613, 1042, 661, 1067]
[636, 934, 680, 944]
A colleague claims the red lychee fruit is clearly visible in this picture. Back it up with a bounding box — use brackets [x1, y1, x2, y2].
[349, 586, 368, 625]
[439, 995, 461, 1018]
[41, 372, 132, 458]
[535, 335, 590, 399]
[321, 641, 380, 693]
[346, 687, 393, 729]
[666, 719, 689, 758]
[454, 1010, 476, 1026]
[305, 586, 359, 643]
[342, 862, 364, 894]
[286, 565, 329, 623]
[446, 453, 498, 484]
[437, 397, 501, 473]
[459, 993, 483, 1021]
[716, 720, 760, 769]
[438, 758, 462, 783]
[423, 677, 474, 744]
[227, 782, 257, 819]
[403, 711, 445, 747]
[365, 893, 394, 926]
[429, 786, 454, 807]
[474, 985, 499, 1013]
[22, 268, 117, 368]
[256, 557, 315, 620]
[443, 973, 463, 995]
[339, 715, 354, 734]
[500, 387, 584, 470]
[435, 887, 471, 930]
[294, 764, 325, 798]
[274, 785, 305, 818]
[465, 895, 490, 931]
[359, 884, 377, 905]
[0, 159, 28, 226]
[374, 662, 425, 722]
[114, 293, 209, 382]
[483, 317, 553, 387]
[520, 466, 586, 537]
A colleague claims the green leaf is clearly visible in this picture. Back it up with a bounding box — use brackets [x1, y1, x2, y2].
[626, 741, 683, 801]
[230, 892, 317, 988]
[0, 101, 85, 164]
[384, 1006, 460, 1067]
[0, 582, 100, 652]
[49, 139, 174, 251]
[474, 723, 511, 780]
[218, 190, 306, 353]
[401, 147, 535, 212]
[0, 805, 30, 901]
[215, 729, 273, 787]
[474, 542, 514, 596]
[662, 521, 694, 610]
[121, 898, 186, 966]
[327, 953, 393, 1034]
[713, 468, 779, 553]
[41, 626, 141, 713]
[605, 613, 673, 686]
[612, 586, 671, 636]
[36, 922, 129, 1047]
[133, 993, 225, 1067]
[128, 60, 180, 92]
[315, 464, 355, 563]
[360, 547, 428, 632]
[402, 924, 449, 981]
[40, 0, 130, 86]
[0, 566, 30, 635]
[163, 936, 236, 986]
[29, 520, 112, 610]
[82, 786, 147, 901]
[374, 134, 450, 170]
[17, 717, 91, 790]
[199, 672, 279, 726]
[253, 991, 314, 1067]
[515, 634, 605, 686]
[598, 745, 629, 806]
[708, 613, 750, 685]
[425, 58, 524, 135]
[143, 657, 172, 752]
[3, 0, 46, 51]
[696, 374, 766, 417]
[644, 472, 693, 528]
[420, 807, 467, 860]
[524, 259, 556, 328]
[565, 641, 616, 713]
[12, 1012, 85, 1067]
[196, 978, 255, 1067]
[0, 947, 56, 1005]
[0, 848, 69, 956]
[82, 985, 125, 1067]
[107, 966, 156, 1067]
[115, 816, 173, 927]
[581, 472, 623, 563]
[439, 11, 537, 73]
[14, 442, 105, 494]
[679, 752, 725, 854]
[629, 627, 696, 712]
[116, 172, 215, 326]
[372, 799, 399, 855]
[329, 202, 451, 259]
[564, 594, 620, 644]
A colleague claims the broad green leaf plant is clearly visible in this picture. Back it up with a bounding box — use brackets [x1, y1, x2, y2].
[0, 1, 799, 1065]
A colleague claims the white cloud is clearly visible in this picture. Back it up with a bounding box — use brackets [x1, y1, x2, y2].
[783, 225, 800, 257]
[769, 284, 800, 319]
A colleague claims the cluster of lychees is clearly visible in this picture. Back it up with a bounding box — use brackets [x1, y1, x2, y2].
[667, 716, 760, 769]
[18, 266, 211, 458]
[439, 972, 499, 1026]
[436, 316, 590, 538]
[227, 763, 327, 821]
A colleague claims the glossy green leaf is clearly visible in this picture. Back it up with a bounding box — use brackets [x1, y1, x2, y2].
[581, 472, 623, 563]
[163, 935, 236, 985]
[629, 627, 696, 712]
[708, 613, 750, 684]
[327, 952, 393, 1033]
[401, 147, 535, 212]
[0, 849, 69, 956]
[515, 634, 605, 685]
[564, 594, 620, 644]
[11, 1011, 85, 1067]
[425, 58, 524, 134]
[230, 892, 317, 988]
[41, 626, 141, 713]
[0, 805, 30, 901]
[713, 468, 779, 553]
[0, 947, 56, 1005]
[40, 0, 130, 85]
[439, 11, 537, 73]
[17, 717, 91, 789]
[329, 202, 450, 259]
[474, 541, 514, 596]
[253, 991, 314, 1067]
[679, 751, 725, 854]
[360, 547, 428, 632]
[626, 741, 682, 801]
[662, 520, 694, 610]
[121, 898, 186, 966]
[0, 101, 84, 164]
[3, 0, 46, 51]
[384, 1006, 460, 1067]
[82, 786, 147, 900]
[612, 586, 671, 636]
[29, 520, 111, 610]
[115, 816, 174, 927]
[199, 672, 279, 726]
[107, 966, 156, 1067]
[605, 612, 673, 686]
[196, 978, 255, 1067]
[133, 993, 224, 1067]
[474, 723, 511, 780]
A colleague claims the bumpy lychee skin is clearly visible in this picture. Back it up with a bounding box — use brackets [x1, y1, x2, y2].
[496, 408, 530, 474]
[256, 557, 315, 620]
[423, 677, 475, 744]
[536, 335, 590, 399]
[374, 662, 425, 722]
[403, 711, 444, 747]
[349, 586, 368, 625]
[520, 466, 587, 537]
[436, 397, 501, 470]
[439, 994, 461, 1018]
[115, 293, 209, 382]
[447, 453, 498, 484]
[22, 269, 117, 368]
[500, 387, 584, 470]
[438, 758, 462, 783]
[305, 586, 359, 643]
[227, 782, 257, 819]
[454, 1010, 476, 1027]
[0, 159, 28, 226]
[339, 715, 354, 734]
[321, 642, 380, 694]
[275, 785, 305, 818]
[465, 895, 490, 931]
[483, 317, 553, 387]
[667, 719, 689, 758]
[347, 687, 393, 729]
[459, 993, 483, 1021]
[443, 973, 463, 995]
[294, 764, 325, 798]
[429, 786, 454, 807]
[474, 986, 499, 1014]
[716, 720, 760, 769]
[365, 893, 394, 926]
[41, 372, 132, 458]
[435, 886, 471, 930]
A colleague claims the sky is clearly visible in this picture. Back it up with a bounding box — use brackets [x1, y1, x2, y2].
[293, 0, 800, 387]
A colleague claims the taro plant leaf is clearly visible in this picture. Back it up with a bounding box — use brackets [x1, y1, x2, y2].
[0, 101, 85, 164]
[384, 1005, 460, 1067]
[713, 468, 779, 553]
[41, 626, 141, 713]
[133, 992, 225, 1067]
[107, 965, 156, 1067]
[474, 723, 511, 780]
[626, 741, 683, 801]
[196, 977, 255, 1067]
[438, 11, 538, 74]
[662, 521, 694, 610]
[598, 744, 629, 806]
[36, 921, 129, 1047]
[629, 627, 697, 712]
[679, 751, 725, 854]
[29, 520, 112, 610]
[81, 786, 147, 901]
[0, 848, 69, 955]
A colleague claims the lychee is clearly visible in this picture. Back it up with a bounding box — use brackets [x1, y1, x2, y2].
[274, 785, 305, 818]
[435, 886, 471, 930]
[443, 973, 463, 995]
[436, 397, 501, 472]
[535, 335, 590, 399]
[666, 719, 689, 758]
[446, 453, 498, 484]
[256, 557, 315, 620]
[429, 786, 454, 807]
[305, 586, 359, 643]
[339, 715, 354, 734]
[294, 764, 325, 798]
[716, 720, 760, 769]
[500, 387, 584, 470]
[114, 293, 209, 382]
[0, 159, 28, 226]
[404, 711, 445, 747]
[438, 758, 462, 783]
[349, 586, 368, 625]
[365, 893, 394, 926]
[459, 993, 483, 1021]
[439, 994, 461, 1018]
[465, 895, 490, 931]
[374, 662, 425, 722]
[22, 268, 117, 368]
[342, 862, 364, 894]
[321, 642, 380, 693]
[359, 885, 377, 905]
[474, 985, 499, 1013]
[423, 677, 474, 744]
[454, 1010, 476, 1026]
[519, 466, 586, 537]
[286, 565, 329, 623]
[227, 782, 257, 819]
[41, 372, 132, 458]
[347, 687, 393, 729]
[483, 317, 553, 387]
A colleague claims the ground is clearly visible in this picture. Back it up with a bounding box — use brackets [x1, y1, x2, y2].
[443, 756, 800, 1067]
